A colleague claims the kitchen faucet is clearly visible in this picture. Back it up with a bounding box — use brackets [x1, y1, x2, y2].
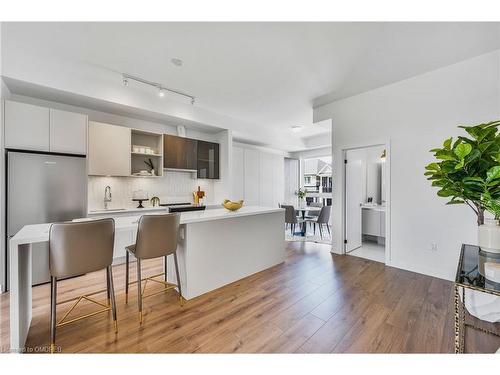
[104, 186, 112, 209]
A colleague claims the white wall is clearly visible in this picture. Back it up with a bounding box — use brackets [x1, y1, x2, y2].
[314, 50, 500, 280]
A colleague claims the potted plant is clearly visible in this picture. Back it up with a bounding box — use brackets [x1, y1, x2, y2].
[295, 188, 306, 206]
[425, 120, 500, 226]
[425, 120, 500, 322]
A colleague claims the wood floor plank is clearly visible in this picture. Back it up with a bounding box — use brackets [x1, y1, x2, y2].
[260, 313, 325, 353]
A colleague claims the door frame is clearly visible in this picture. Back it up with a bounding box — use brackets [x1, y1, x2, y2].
[342, 141, 391, 265]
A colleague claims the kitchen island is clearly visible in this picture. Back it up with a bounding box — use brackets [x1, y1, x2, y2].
[8, 206, 285, 352]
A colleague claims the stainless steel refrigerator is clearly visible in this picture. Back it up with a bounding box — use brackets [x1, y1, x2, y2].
[6, 151, 87, 287]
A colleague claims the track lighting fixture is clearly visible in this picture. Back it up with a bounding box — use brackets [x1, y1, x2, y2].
[121, 73, 195, 105]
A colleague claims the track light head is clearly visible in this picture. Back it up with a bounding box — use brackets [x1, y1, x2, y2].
[191, 98, 195, 105]
[123, 77, 129, 87]
[158, 88, 165, 97]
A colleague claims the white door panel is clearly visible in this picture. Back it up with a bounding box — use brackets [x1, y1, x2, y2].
[345, 151, 364, 252]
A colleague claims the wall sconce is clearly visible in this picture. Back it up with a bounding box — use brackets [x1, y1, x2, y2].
[380, 149, 387, 162]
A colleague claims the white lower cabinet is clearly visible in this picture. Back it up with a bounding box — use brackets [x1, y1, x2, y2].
[113, 229, 134, 261]
[362, 208, 386, 237]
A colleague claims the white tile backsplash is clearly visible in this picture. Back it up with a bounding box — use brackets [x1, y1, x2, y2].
[88, 171, 214, 211]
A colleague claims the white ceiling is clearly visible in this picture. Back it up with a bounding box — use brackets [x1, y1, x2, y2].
[2, 22, 500, 150]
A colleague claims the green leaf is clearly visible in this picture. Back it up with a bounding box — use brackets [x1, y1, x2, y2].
[437, 189, 455, 197]
[454, 143, 472, 159]
[425, 163, 440, 171]
[435, 150, 456, 161]
[431, 180, 446, 187]
[454, 159, 464, 170]
[443, 137, 452, 150]
[446, 200, 465, 205]
[487, 166, 500, 182]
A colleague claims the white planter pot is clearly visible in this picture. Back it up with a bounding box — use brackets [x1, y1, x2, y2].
[465, 221, 500, 323]
[478, 219, 500, 254]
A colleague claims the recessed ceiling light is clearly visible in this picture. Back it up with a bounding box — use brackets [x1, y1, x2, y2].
[291, 125, 303, 133]
[171, 58, 183, 67]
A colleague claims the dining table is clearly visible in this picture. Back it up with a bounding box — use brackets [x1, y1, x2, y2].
[294, 205, 322, 236]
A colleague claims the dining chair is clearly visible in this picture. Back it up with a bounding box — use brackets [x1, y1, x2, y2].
[48, 218, 117, 353]
[125, 213, 183, 324]
[305, 201, 323, 231]
[281, 204, 303, 235]
[306, 205, 332, 238]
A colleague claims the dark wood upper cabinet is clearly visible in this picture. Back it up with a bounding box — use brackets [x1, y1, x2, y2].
[163, 135, 198, 170]
[197, 140, 220, 179]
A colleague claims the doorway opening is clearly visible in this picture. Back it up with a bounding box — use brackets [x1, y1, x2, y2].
[283, 154, 332, 244]
[344, 144, 388, 263]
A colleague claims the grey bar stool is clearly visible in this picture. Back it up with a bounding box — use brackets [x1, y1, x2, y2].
[49, 218, 117, 353]
[125, 213, 183, 324]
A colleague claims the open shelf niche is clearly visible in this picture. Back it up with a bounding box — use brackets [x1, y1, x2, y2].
[130, 129, 163, 177]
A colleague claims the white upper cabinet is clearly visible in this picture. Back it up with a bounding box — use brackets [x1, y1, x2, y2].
[231, 146, 245, 200]
[243, 149, 260, 205]
[49, 109, 88, 155]
[4, 100, 50, 151]
[88, 121, 131, 176]
[259, 152, 274, 207]
[233, 145, 285, 207]
[272, 154, 285, 206]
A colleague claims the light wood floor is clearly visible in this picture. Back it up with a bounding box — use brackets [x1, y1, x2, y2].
[1, 241, 498, 353]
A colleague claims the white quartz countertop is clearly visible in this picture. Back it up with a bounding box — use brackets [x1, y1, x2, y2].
[10, 206, 284, 245]
[88, 206, 168, 215]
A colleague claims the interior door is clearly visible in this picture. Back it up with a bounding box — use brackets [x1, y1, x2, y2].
[345, 150, 364, 252]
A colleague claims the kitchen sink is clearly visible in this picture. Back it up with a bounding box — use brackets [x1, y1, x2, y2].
[89, 208, 127, 213]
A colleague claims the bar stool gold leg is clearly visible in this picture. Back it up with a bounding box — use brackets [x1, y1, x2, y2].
[137, 258, 143, 324]
[173, 253, 184, 306]
[164, 255, 168, 282]
[125, 251, 130, 304]
[107, 266, 118, 334]
[50, 276, 57, 353]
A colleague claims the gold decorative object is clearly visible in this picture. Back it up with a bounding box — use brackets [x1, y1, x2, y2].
[150, 196, 160, 207]
[194, 186, 205, 204]
[222, 199, 244, 211]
